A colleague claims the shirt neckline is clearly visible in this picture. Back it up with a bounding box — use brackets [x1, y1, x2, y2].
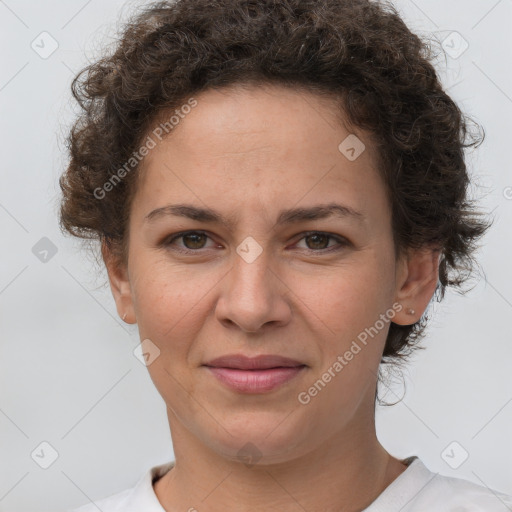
[137, 456, 429, 511]
[361, 456, 438, 511]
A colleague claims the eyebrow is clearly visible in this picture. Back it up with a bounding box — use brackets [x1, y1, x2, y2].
[144, 203, 364, 228]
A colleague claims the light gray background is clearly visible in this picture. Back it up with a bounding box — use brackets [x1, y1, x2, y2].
[1, 0, 511, 510]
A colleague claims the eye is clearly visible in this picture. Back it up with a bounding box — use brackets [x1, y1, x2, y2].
[164, 231, 219, 253]
[163, 230, 349, 255]
[293, 231, 348, 252]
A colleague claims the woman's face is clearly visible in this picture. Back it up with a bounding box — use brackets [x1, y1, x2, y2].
[106, 84, 432, 463]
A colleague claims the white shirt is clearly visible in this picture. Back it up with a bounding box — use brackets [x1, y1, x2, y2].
[69, 456, 512, 511]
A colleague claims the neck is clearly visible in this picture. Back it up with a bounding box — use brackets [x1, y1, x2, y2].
[154, 409, 407, 511]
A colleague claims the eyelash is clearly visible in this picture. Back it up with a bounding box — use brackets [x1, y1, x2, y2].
[163, 230, 349, 255]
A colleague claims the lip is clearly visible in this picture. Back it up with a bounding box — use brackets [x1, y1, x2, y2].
[202, 354, 307, 393]
[205, 366, 306, 393]
[204, 354, 305, 370]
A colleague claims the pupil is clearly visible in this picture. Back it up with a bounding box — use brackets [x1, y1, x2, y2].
[307, 234, 328, 250]
[184, 233, 206, 249]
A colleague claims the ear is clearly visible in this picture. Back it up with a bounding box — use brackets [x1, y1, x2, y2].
[101, 241, 136, 324]
[392, 246, 441, 326]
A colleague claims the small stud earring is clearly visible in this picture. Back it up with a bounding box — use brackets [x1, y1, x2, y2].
[406, 308, 415, 315]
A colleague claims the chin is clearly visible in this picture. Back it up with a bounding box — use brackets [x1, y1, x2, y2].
[202, 413, 312, 465]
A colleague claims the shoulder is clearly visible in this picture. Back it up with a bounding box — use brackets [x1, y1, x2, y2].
[383, 457, 512, 512]
[69, 488, 132, 512]
[67, 461, 174, 512]
[412, 470, 512, 511]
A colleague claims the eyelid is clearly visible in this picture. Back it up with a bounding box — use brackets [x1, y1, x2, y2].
[164, 230, 218, 252]
[290, 231, 349, 253]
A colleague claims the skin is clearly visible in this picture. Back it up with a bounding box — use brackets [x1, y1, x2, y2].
[103, 84, 440, 511]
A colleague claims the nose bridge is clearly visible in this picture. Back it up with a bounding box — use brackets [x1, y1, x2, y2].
[215, 234, 290, 332]
[230, 235, 274, 301]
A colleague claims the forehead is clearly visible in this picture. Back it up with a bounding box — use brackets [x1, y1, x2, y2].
[132, 84, 387, 222]
[145, 83, 369, 159]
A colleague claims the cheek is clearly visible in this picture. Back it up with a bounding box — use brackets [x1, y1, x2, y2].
[293, 269, 389, 416]
[286, 255, 396, 404]
[130, 260, 217, 348]
[131, 265, 213, 407]
[287, 257, 394, 340]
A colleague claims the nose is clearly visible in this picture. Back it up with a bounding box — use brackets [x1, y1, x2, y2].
[214, 245, 292, 333]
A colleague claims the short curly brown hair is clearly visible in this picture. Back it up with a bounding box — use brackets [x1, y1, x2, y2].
[59, 0, 489, 370]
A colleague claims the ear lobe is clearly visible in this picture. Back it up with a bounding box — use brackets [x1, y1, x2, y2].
[392, 247, 441, 326]
[101, 241, 136, 324]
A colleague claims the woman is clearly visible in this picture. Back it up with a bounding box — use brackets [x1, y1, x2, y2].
[60, 0, 512, 510]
